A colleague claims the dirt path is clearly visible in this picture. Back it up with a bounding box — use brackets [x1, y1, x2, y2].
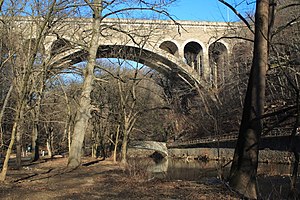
[0, 157, 239, 200]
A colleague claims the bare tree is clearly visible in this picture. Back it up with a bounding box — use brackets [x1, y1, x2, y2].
[0, 0, 78, 180]
[67, 0, 177, 168]
[224, 0, 269, 199]
[67, 0, 103, 168]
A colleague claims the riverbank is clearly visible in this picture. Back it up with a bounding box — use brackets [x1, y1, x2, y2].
[127, 149, 298, 199]
[0, 157, 240, 199]
[128, 147, 295, 164]
[169, 147, 294, 164]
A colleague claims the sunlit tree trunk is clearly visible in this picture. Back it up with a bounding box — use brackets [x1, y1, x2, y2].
[117, 74, 138, 164]
[46, 126, 53, 158]
[121, 119, 129, 164]
[113, 123, 120, 163]
[0, 120, 17, 181]
[67, 0, 102, 168]
[15, 111, 23, 169]
[228, 0, 269, 199]
[121, 117, 137, 164]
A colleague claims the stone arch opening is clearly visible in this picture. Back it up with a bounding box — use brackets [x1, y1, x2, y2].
[50, 38, 72, 56]
[184, 41, 203, 75]
[208, 42, 228, 87]
[159, 41, 179, 56]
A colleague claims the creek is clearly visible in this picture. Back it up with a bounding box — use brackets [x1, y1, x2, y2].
[128, 157, 298, 198]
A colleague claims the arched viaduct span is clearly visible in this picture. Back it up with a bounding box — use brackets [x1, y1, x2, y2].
[12, 17, 247, 88]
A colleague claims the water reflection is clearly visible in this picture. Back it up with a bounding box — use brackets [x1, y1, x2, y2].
[165, 159, 226, 181]
[128, 157, 297, 199]
[129, 157, 293, 181]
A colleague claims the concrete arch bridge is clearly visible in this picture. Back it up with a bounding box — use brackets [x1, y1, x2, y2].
[7, 17, 248, 90]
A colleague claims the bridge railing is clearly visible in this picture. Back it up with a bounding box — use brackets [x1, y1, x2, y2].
[168, 127, 294, 148]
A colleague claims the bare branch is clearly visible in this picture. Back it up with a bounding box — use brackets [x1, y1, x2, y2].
[218, 0, 254, 34]
[0, 0, 3, 11]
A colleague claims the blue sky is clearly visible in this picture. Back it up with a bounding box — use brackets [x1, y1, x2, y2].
[1, 0, 255, 22]
[166, 0, 256, 22]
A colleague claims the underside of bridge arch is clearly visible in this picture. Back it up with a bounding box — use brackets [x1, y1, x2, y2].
[96, 45, 173, 75]
[208, 42, 228, 88]
[51, 44, 208, 89]
[50, 38, 73, 56]
[184, 41, 203, 76]
[159, 41, 179, 56]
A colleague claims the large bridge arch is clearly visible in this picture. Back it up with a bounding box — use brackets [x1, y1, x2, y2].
[49, 44, 210, 90]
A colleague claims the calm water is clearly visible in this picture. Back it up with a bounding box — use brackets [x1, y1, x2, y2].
[128, 157, 298, 198]
[129, 157, 292, 181]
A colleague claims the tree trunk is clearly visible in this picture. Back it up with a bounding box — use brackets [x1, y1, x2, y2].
[92, 130, 96, 158]
[0, 84, 13, 139]
[0, 121, 17, 181]
[67, 56, 96, 168]
[31, 123, 40, 161]
[121, 117, 136, 164]
[31, 76, 45, 161]
[60, 79, 72, 153]
[113, 124, 120, 163]
[16, 102, 25, 169]
[121, 130, 128, 164]
[68, 0, 102, 168]
[46, 139, 52, 158]
[228, 0, 269, 199]
[0, 97, 24, 181]
[15, 125, 22, 169]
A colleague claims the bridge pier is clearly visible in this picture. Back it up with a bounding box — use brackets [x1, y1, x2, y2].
[202, 50, 211, 82]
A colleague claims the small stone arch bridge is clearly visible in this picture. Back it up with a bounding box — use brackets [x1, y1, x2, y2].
[8, 17, 247, 89]
[129, 141, 168, 157]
